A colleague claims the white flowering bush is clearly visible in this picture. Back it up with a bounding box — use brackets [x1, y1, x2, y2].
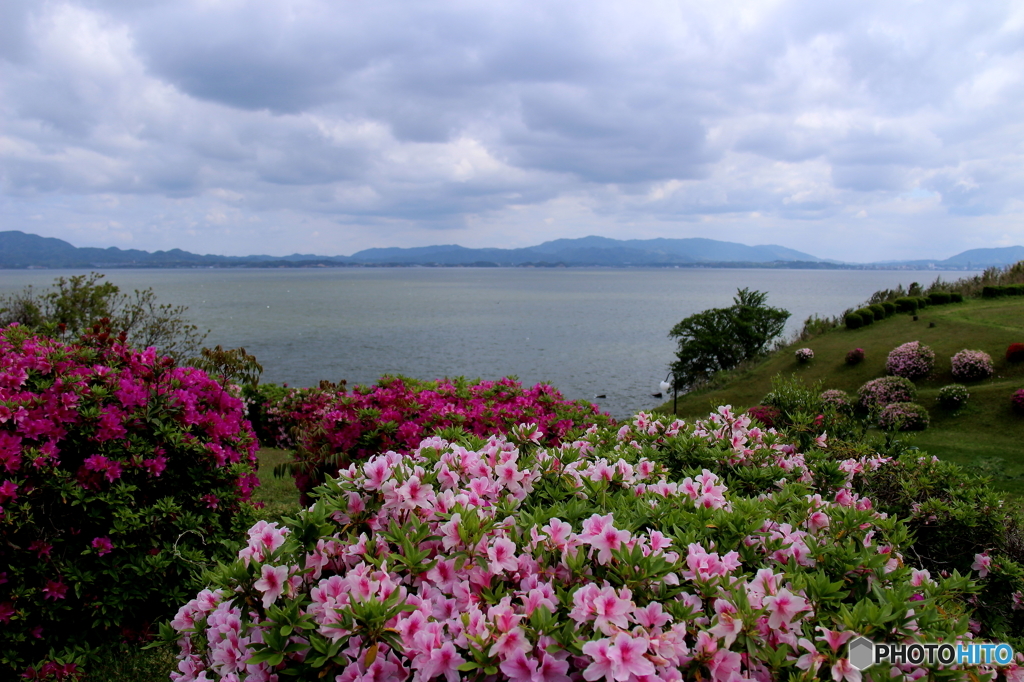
[794, 348, 814, 363]
[951, 349, 995, 382]
[162, 409, 1024, 681]
[937, 384, 970, 410]
[886, 341, 935, 381]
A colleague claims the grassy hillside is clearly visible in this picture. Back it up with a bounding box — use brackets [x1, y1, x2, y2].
[661, 297, 1024, 496]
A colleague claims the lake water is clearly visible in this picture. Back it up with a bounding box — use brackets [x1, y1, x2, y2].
[0, 268, 969, 418]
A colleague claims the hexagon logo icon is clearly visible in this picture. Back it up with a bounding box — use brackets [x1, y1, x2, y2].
[848, 636, 875, 670]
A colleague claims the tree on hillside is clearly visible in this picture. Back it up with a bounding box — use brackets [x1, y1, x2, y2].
[668, 288, 789, 390]
[0, 272, 208, 360]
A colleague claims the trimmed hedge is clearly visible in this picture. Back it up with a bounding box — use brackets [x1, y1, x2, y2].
[881, 301, 896, 316]
[845, 312, 865, 330]
[928, 291, 952, 305]
[868, 304, 886, 321]
[895, 297, 919, 314]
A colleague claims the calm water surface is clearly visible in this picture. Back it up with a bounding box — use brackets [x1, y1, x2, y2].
[0, 268, 967, 418]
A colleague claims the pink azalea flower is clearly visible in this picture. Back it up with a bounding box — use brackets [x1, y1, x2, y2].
[762, 587, 808, 629]
[254, 564, 290, 609]
[815, 627, 854, 653]
[91, 536, 114, 556]
[42, 579, 67, 600]
[972, 552, 992, 578]
[419, 641, 464, 682]
[487, 537, 519, 575]
[832, 657, 862, 682]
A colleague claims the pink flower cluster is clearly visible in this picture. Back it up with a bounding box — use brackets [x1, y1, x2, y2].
[261, 376, 610, 498]
[170, 408, 1019, 682]
[877, 402, 930, 431]
[794, 348, 814, 363]
[950, 349, 994, 382]
[857, 376, 916, 412]
[885, 341, 935, 381]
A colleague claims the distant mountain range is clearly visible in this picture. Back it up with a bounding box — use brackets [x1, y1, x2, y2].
[0, 230, 1021, 270]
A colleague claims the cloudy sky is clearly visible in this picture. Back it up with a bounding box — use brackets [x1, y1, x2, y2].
[2, 0, 1023, 261]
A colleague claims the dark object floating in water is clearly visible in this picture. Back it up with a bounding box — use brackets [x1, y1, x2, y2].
[651, 392, 663, 398]
[595, 394, 607, 399]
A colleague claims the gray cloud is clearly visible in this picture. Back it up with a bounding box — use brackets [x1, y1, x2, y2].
[1, 0, 1023, 260]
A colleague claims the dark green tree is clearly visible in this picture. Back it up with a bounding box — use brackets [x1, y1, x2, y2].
[668, 288, 789, 390]
[0, 272, 208, 361]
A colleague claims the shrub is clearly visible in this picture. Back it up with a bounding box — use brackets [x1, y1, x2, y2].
[916, 296, 930, 308]
[845, 347, 865, 365]
[858, 376, 917, 411]
[951, 349, 995, 382]
[928, 291, 952, 305]
[844, 312, 864, 330]
[881, 301, 896, 316]
[950, 292, 965, 303]
[983, 285, 1006, 299]
[0, 324, 259, 677]
[894, 297, 919, 314]
[867, 304, 886, 320]
[854, 307, 875, 325]
[886, 341, 935, 381]
[746, 404, 781, 427]
[1007, 343, 1024, 363]
[270, 376, 611, 501]
[937, 384, 970, 410]
[819, 388, 852, 412]
[1013, 389, 1024, 415]
[165, 410, 989, 682]
[878, 402, 930, 431]
[794, 347, 814, 363]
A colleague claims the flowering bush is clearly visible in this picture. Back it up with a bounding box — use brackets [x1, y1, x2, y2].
[794, 348, 813, 363]
[1013, 389, 1024, 415]
[819, 389, 852, 413]
[263, 376, 611, 501]
[0, 324, 259, 677]
[857, 376, 917, 412]
[886, 341, 935, 381]
[878, 402, 930, 431]
[165, 407, 1024, 682]
[951, 349, 995, 382]
[937, 384, 970, 410]
[745, 404, 781, 427]
[1007, 343, 1024, 363]
[845, 348, 865, 365]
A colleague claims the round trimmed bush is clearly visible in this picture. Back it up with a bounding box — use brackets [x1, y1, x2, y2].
[928, 291, 952, 305]
[844, 312, 864, 330]
[937, 384, 970, 410]
[867, 304, 886, 321]
[1013, 389, 1024, 415]
[819, 389, 852, 413]
[878, 402, 930, 431]
[858, 376, 917, 411]
[895, 297, 919, 314]
[794, 347, 814, 363]
[950, 349, 994, 382]
[950, 292, 964, 303]
[886, 341, 935, 381]
[881, 301, 896, 316]
[1006, 343, 1024, 363]
[845, 347, 865, 365]
[855, 308, 875, 325]
[0, 324, 259, 676]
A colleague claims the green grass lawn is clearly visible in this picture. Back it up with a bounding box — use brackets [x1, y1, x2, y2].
[662, 297, 1024, 496]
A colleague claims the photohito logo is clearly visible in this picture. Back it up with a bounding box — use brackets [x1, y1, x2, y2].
[847, 636, 1015, 670]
